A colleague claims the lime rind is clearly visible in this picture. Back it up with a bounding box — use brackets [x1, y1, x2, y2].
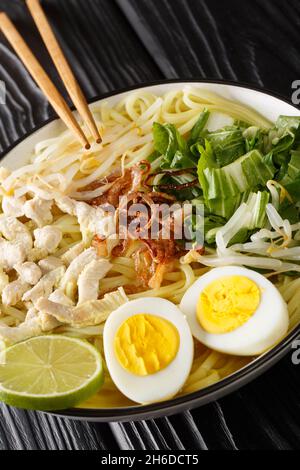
[0, 335, 104, 411]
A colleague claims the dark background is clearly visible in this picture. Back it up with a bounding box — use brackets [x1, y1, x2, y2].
[0, 0, 299, 450]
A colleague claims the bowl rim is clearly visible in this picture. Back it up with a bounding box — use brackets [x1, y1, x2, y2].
[2, 78, 300, 422]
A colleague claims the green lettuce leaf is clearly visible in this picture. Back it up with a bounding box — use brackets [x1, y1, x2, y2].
[188, 109, 210, 146]
[278, 199, 299, 224]
[191, 123, 246, 166]
[280, 150, 300, 201]
[153, 122, 176, 157]
[205, 126, 246, 166]
[263, 115, 300, 159]
[203, 214, 226, 244]
[282, 176, 300, 201]
[198, 149, 275, 201]
[204, 192, 245, 219]
[281, 150, 300, 182]
[227, 191, 270, 245]
[151, 114, 300, 238]
[191, 191, 269, 245]
[243, 126, 265, 152]
[152, 122, 196, 169]
[276, 115, 300, 130]
[245, 191, 270, 229]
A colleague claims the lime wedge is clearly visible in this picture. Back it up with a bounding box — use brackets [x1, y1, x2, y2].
[0, 335, 104, 410]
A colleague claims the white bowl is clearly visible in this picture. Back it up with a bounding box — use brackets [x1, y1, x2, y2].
[1, 80, 299, 422]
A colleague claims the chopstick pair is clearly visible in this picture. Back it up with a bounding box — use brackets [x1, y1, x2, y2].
[0, 0, 101, 149]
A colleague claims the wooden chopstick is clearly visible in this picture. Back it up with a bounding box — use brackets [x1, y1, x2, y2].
[0, 12, 91, 149]
[26, 0, 102, 144]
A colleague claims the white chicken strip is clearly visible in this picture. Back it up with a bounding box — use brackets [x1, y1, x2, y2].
[55, 196, 115, 244]
[0, 316, 42, 347]
[54, 195, 77, 216]
[37, 313, 60, 332]
[25, 307, 59, 333]
[38, 289, 73, 331]
[22, 266, 65, 304]
[34, 226, 62, 254]
[38, 256, 64, 274]
[36, 287, 128, 327]
[0, 239, 27, 269]
[0, 215, 32, 268]
[25, 307, 38, 322]
[2, 195, 26, 218]
[0, 215, 32, 252]
[60, 247, 97, 289]
[77, 259, 112, 304]
[49, 288, 74, 306]
[75, 202, 114, 244]
[2, 279, 31, 306]
[27, 248, 48, 262]
[61, 242, 85, 265]
[26, 305, 57, 332]
[14, 262, 42, 285]
[24, 196, 53, 228]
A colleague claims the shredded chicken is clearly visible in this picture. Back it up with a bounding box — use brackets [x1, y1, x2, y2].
[54, 195, 77, 216]
[60, 247, 98, 289]
[38, 289, 73, 331]
[61, 241, 85, 265]
[0, 215, 32, 252]
[27, 247, 48, 263]
[0, 315, 42, 347]
[36, 287, 128, 327]
[2, 195, 26, 217]
[24, 196, 53, 227]
[2, 279, 31, 306]
[14, 262, 42, 285]
[23, 307, 58, 333]
[55, 196, 115, 244]
[38, 256, 65, 274]
[25, 307, 38, 322]
[0, 239, 27, 269]
[22, 266, 65, 304]
[49, 289, 74, 306]
[0, 158, 190, 345]
[34, 225, 62, 253]
[77, 259, 112, 304]
[37, 314, 58, 332]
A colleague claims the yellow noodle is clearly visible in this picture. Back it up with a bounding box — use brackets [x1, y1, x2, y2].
[183, 371, 220, 394]
[100, 275, 131, 292]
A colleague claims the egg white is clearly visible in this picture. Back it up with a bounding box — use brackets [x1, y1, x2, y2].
[180, 266, 289, 356]
[103, 297, 194, 404]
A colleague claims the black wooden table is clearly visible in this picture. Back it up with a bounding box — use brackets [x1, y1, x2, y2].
[0, 0, 300, 451]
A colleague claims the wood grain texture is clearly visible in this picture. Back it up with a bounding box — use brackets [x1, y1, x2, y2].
[0, 0, 162, 153]
[116, 0, 300, 97]
[0, 0, 300, 450]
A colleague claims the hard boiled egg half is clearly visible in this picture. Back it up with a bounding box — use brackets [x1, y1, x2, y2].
[180, 266, 289, 356]
[103, 297, 193, 404]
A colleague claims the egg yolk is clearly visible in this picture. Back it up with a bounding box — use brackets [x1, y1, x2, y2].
[197, 275, 260, 334]
[114, 314, 180, 376]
